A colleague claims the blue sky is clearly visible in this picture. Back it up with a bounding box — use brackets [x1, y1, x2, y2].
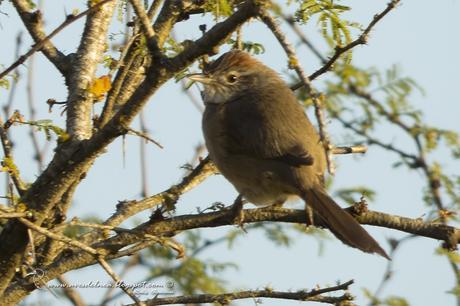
[1, 1, 459, 305]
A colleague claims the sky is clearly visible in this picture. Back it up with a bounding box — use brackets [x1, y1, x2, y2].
[1, 1, 460, 305]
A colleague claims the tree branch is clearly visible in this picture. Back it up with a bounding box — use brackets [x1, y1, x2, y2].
[17, 217, 100, 256]
[126, 280, 354, 305]
[80, 156, 217, 246]
[98, 257, 145, 306]
[168, 0, 262, 72]
[10, 0, 69, 76]
[332, 145, 367, 155]
[129, 0, 155, 40]
[99, 0, 205, 126]
[57, 275, 87, 306]
[4, 0, 115, 81]
[0, 117, 27, 195]
[66, 0, 117, 140]
[292, 0, 401, 88]
[3, 203, 458, 304]
[0, 1, 258, 297]
[259, 10, 335, 174]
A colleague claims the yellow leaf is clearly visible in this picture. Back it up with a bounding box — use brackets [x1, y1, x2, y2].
[89, 75, 112, 101]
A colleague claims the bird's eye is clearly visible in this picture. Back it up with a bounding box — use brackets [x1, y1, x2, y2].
[226, 74, 238, 83]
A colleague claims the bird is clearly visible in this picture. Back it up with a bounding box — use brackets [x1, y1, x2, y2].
[188, 50, 389, 259]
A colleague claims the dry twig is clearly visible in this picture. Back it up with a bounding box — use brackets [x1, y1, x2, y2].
[0, 0, 114, 80]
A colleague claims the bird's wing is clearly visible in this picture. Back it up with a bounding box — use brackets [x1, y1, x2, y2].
[271, 144, 314, 167]
[222, 91, 320, 168]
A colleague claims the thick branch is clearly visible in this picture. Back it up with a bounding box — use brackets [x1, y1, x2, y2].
[5, 0, 115, 81]
[99, 0, 205, 126]
[0, 1, 261, 300]
[66, 0, 117, 140]
[3, 204, 457, 304]
[168, 0, 262, 72]
[10, 0, 69, 76]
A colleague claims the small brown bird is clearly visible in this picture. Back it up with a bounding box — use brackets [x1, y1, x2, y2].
[188, 50, 389, 259]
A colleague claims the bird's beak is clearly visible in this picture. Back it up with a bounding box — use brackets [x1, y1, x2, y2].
[186, 73, 213, 85]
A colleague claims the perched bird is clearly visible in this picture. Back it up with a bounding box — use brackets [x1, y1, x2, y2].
[188, 50, 389, 259]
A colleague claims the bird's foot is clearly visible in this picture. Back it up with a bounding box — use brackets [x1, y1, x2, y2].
[230, 194, 246, 232]
[305, 204, 315, 227]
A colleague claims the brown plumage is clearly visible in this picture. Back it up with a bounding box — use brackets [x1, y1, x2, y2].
[189, 50, 389, 259]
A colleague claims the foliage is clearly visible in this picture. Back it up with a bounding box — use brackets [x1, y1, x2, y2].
[21, 120, 70, 142]
[363, 288, 410, 306]
[335, 187, 376, 205]
[146, 231, 236, 295]
[227, 39, 266, 54]
[294, 0, 361, 48]
[204, 0, 235, 19]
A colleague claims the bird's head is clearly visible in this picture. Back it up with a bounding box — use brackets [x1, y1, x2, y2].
[187, 50, 277, 105]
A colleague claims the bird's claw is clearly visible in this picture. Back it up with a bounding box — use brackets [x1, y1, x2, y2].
[230, 195, 247, 232]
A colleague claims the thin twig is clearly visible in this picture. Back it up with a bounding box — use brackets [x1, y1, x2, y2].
[370, 236, 415, 305]
[0, 212, 29, 218]
[348, 83, 445, 211]
[126, 126, 163, 149]
[291, 0, 401, 87]
[0, 0, 114, 80]
[0, 117, 27, 195]
[101, 156, 216, 230]
[259, 10, 335, 174]
[169, 29, 204, 113]
[57, 275, 87, 306]
[4, 32, 22, 118]
[125, 280, 354, 305]
[25, 229, 36, 266]
[147, 0, 163, 20]
[331, 112, 418, 161]
[12, 0, 68, 73]
[68, 218, 129, 233]
[18, 217, 101, 255]
[26, 37, 45, 172]
[282, 14, 326, 63]
[332, 145, 367, 155]
[129, 0, 155, 40]
[235, 26, 243, 50]
[139, 111, 150, 197]
[180, 79, 204, 112]
[100, 254, 141, 306]
[97, 256, 146, 306]
[69, 218, 185, 258]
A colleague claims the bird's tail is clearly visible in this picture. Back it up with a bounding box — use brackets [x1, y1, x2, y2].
[302, 188, 390, 259]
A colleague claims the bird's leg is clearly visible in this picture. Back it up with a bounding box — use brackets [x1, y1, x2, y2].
[230, 194, 246, 232]
[305, 202, 315, 227]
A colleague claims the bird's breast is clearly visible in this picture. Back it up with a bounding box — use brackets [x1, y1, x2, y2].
[202, 105, 298, 206]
